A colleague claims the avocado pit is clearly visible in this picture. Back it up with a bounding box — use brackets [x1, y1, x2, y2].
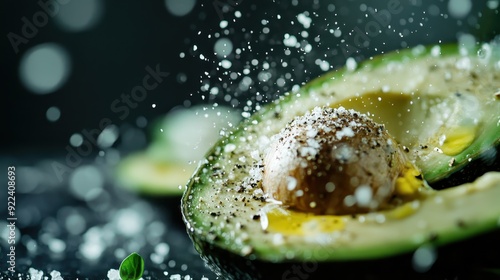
[262, 106, 424, 215]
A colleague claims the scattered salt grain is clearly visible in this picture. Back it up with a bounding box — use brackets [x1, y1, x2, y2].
[50, 270, 64, 280]
[29, 268, 44, 280]
[170, 274, 182, 280]
[354, 185, 373, 207]
[286, 176, 297, 191]
[335, 127, 354, 140]
[346, 57, 357, 71]
[430, 45, 441, 57]
[224, 143, 237, 153]
[297, 12, 312, 29]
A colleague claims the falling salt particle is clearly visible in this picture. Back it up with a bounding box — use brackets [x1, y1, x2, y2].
[477, 44, 492, 61]
[431, 45, 441, 57]
[283, 34, 298, 47]
[286, 176, 297, 191]
[297, 12, 312, 28]
[107, 269, 121, 280]
[412, 245, 437, 272]
[448, 0, 472, 19]
[318, 60, 330, 71]
[355, 185, 372, 207]
[50, 270, 64, 280]
[346, 57, 357, 71]
[201, 277, 209, 280]
[29, 268, 44, 280]
[219, 20, 228, 28]
[152, 104, 157, 108]
[170, 274, 181, 280]
[224, 143, 236, 153]
[221, 60, 232, 69]
[234, 10, 242, 18]
[296, 189, 304, 197]
[214, 38, 233, 58]
[309, 201, 317, 208]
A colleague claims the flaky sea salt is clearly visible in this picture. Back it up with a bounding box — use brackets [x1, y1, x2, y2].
[29, 268, 44, 280]
[107, 269, 121, 280]
[335, 127, 354, 140]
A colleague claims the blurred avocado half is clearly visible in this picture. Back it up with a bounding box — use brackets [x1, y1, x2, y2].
[116, 105, 241, 196]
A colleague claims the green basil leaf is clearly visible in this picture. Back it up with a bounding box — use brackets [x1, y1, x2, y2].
[119, 252, 144, 280]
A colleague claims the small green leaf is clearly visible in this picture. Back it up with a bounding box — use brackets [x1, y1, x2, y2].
[119, 252, 144, 280]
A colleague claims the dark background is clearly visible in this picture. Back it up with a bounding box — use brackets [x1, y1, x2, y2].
[2, 0, 498, 153]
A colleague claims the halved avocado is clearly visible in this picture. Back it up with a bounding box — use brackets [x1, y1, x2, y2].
[182, 43, 500, 279]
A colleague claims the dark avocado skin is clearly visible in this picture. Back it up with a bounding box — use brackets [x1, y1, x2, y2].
[431, 145, 500, 190]
[192, 229, 500, 280]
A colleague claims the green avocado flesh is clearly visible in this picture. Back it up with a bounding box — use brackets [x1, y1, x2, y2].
[182, 44, 500, 269]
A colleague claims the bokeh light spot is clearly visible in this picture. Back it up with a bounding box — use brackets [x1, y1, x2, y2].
[165, 0, 196, 17]
[53, 0, 104, 32]
[19, 43, 71, 95]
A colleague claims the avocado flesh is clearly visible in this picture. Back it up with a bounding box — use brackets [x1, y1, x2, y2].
[115, 152, 192, 195]
[182, 44, 500, 271]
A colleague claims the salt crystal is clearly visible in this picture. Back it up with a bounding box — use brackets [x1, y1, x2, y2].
[224, 144, 237, 153]
[430, 45, 441, 57]
[29, 268, 44, 280]
[335, 127, 354, 139]
[50, 270, 64, 280]
[170, 274, 182, 280]
[346, 57, 357, 71]
[107, 269, 121, 280]
[286, 176, 297, 191]
[297, 12, 312, 29]
[283, 34, 298, 47]
[355, 185, 373, 207]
